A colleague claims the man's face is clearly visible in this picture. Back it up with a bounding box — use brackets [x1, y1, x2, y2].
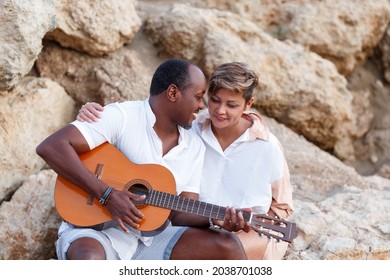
[177, 65, 206, 129]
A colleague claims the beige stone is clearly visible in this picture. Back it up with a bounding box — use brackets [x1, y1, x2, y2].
[0, 0, 56, 91]
[36, 43, 151, 105]
[0, 77, 75, 200]
[144, 4, 372, 160]
[45, 0, 142, 56]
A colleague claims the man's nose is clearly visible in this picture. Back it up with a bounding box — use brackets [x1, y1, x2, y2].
[199, 98, 205, 110]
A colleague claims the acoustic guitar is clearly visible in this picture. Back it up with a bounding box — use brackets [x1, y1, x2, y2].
[54, 142, 298, 243]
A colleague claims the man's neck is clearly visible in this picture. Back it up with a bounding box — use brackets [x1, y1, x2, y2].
[149, 97, 180, 156]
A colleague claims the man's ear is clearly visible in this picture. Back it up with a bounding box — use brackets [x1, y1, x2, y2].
[167, 84, 179, 102]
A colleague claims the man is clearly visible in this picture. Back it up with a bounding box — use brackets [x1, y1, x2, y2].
[36, 58, 246, 260]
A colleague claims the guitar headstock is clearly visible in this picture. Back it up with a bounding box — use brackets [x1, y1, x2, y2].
[250, 213, 298, 243]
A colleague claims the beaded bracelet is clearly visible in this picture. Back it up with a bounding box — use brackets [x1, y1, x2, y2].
[99, 186, 114, 205]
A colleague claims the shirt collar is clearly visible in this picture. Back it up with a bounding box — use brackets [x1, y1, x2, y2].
[197, 109, 269, 141]
[145, 98, 188, 148]
[145, 98, 156, 127]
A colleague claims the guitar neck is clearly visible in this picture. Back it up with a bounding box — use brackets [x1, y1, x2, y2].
[147, 189, 252, 222]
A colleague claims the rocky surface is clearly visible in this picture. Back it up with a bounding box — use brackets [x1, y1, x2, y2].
[0, 0, 389, 259]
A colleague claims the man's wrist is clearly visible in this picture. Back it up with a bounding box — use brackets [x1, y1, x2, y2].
[99, 186, 114, 205]
[209, 217, 222, 230]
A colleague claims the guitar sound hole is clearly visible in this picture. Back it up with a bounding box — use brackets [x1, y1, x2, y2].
[128, 183, 149, 208]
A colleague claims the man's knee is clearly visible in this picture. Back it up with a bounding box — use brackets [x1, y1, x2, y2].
[212, 230, 247, 259]
[66, 237, 106, 260]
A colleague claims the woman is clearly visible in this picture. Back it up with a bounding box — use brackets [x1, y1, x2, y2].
[77, 62, 294, 259]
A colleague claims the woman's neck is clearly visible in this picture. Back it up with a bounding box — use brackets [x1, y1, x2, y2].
[211, 116, 252, 151]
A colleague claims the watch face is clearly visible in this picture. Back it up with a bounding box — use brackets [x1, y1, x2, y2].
[209, 217, 221, 230]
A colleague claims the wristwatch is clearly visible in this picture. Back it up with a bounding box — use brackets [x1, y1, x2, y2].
[209, 217, 222, 230]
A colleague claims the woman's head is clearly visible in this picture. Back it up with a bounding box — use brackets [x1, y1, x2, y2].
[207, 62, 258, 103]
[206, 62, 258, 130]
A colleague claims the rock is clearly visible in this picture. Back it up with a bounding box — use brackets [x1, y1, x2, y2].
[0, 77, 75, 201]
[0, 0, 56, 91]
[45, 0, 142, 56]
[144, 3, 372, 160]
[201, 0, 390, 75]
[36, 42, 151, 105]
[0, 170, 61, 260]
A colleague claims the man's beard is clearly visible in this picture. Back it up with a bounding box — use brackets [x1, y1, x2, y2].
[180, 123, 192, 130]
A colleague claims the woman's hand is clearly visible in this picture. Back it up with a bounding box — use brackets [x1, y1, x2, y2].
[77, 102, 104, 123]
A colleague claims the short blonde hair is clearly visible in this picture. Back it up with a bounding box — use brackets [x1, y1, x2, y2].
[207, 62, 258, 102]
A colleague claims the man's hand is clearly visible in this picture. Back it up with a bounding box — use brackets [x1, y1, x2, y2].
[214, 207, 252, 233]
[105, 190, 146, 233]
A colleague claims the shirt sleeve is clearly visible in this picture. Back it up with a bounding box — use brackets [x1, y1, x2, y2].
[71, 103, 125, 149]
[175, 132, 206, 195]
[270, 138, 294, 219]
[182, 143, 205, 194]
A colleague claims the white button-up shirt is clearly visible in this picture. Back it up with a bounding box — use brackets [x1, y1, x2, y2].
[193, 110, 293, 216]
[59, 99, 205, 259]
[75, 99, 205, 195]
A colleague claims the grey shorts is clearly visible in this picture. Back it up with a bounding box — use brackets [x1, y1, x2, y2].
[56, 225, 188, 260]
[132, 226, 188, 260]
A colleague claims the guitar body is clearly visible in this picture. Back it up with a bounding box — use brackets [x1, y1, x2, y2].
[54, 142, 176, 234]
[55, 143, 299, 243]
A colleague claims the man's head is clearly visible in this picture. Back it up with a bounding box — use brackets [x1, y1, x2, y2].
[150, 58, 194, 97]
[150, 58, 207, 129]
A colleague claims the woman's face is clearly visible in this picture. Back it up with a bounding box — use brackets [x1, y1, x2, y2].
[208, 88, 253, 129]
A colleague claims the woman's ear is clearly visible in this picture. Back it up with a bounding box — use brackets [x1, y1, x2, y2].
[245, 97, 254, 111]
[167, 84, 179, 102]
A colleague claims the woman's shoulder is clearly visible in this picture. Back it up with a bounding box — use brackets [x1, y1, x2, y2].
[245, 111, 270, 141]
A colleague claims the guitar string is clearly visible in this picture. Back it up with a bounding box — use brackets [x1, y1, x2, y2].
[102, 177, 253, 221]
[99, 178, 289, 240]
[99, 178, 285, 221]
[149, 191, 290, 240]
[147, 184, 287, 240]
[148, 189, 251, 221]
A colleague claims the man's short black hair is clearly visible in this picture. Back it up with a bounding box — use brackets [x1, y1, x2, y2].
[150, 58, 193, 96]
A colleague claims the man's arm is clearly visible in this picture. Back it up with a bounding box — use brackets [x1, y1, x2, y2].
[168, 191, 209, 227]
[36, 124, 145, 232]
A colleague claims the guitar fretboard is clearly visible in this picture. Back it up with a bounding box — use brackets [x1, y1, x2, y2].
[147, 189, 251, 222]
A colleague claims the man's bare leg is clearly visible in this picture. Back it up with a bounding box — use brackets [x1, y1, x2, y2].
[236, 230, 269, 260]
[170, 228, 247, 260]
[66, 237, 106, 260]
